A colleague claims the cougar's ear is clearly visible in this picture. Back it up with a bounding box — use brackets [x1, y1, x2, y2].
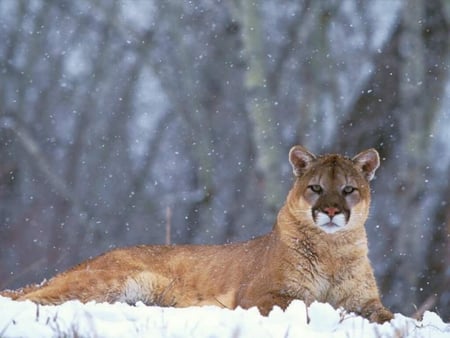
[352, 148, 380, 181]
[289, 145, 316, 177]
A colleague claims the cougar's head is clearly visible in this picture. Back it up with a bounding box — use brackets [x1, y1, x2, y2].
[287, 145, 380, 234]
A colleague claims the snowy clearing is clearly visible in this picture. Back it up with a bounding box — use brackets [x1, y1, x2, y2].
[0, 296, 448, 338]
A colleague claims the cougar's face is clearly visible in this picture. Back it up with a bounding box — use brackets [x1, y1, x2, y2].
[301, 158, 370, 233]
[289, 146, 379, 234]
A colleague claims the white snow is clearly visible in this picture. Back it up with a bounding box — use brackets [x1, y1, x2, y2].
[0, 296, 449, 338]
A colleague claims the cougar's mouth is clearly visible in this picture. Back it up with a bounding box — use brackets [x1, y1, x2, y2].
[314, 212, 347, 233]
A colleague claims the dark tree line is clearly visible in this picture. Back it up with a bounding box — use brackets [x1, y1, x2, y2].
[0, 0, 449, 319]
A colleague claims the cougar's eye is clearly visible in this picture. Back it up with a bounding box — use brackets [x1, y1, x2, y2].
[343, 186, 356, 195]
[309, 185, 323, 194]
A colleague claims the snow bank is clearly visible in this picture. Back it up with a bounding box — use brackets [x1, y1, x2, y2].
[0, 296, 448, 338]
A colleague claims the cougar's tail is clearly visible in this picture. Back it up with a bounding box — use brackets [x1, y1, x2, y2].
[1, 282, 46, 300]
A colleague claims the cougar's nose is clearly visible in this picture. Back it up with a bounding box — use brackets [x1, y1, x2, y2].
[323, 207, 340, 217]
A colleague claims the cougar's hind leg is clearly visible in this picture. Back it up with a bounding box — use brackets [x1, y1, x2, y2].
[15, 270, 168, 306]
[16, 270, 128, 305]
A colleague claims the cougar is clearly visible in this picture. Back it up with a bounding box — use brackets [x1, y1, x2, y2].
[1, 145, 393, 323]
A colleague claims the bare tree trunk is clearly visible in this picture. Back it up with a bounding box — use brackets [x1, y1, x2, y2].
[238, 1, 284, 217]
[390, 0, 428, 312]
[337, 0, 449, 317]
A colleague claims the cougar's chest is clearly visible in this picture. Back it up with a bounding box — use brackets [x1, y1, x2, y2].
[288, 236, 344, 293]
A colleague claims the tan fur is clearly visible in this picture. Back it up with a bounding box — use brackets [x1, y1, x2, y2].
[1, 146, 393, 323]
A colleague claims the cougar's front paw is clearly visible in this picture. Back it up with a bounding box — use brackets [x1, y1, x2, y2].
[368, 307, 394, 324]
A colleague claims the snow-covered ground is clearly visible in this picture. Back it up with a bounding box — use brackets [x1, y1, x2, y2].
[0, 296, 448, 338]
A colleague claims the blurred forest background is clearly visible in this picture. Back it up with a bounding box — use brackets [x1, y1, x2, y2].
[0, 0, 449, 319]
